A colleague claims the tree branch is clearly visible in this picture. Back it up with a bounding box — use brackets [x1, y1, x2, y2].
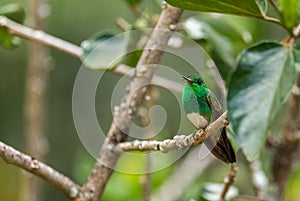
[0, 15, 82, 58]
[117, 112, 228, 152]
[0, 141, 81, 200]
[80, 2, 183, 200]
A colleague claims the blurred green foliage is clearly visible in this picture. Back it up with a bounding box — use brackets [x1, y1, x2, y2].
[0, 3, 25, 49]
[1, 0, 300, 201]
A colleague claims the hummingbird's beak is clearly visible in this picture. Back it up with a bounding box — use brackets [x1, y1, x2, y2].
[182, 76, 192, 84]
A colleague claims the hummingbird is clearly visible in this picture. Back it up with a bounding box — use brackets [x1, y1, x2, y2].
[181, 74, 236, 164]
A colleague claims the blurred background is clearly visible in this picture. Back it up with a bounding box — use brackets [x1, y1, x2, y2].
[1, 0, 299, 201]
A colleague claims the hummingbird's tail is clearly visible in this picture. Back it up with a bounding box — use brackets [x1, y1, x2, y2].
[204, 127, 236, 164]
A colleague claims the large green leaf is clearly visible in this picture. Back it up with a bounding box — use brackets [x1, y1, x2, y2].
[228, 42, 296, 160]
[0, 3, 25, 49]
[165, 0, 263, 17]
[279, 0, 300, 30]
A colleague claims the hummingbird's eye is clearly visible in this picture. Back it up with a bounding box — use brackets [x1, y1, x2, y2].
[197, 80, 202, 85]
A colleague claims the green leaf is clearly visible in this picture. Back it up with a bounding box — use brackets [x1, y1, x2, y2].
[80, 32, 126, 70]
[228, 42, 296, 160]
[165, 0, 263, 17]
[279, 0, 300, 30]
[293, 46, 300, 72]
[0, 3, 25, 49]
[0, 3, 25, 23]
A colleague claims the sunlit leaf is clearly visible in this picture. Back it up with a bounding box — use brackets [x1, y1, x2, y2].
[228, 42, 296, 160]
[165, 0, 263, 17]
[81, 32, 126, 70]
[279, 0, 300, 30]
[0, 3, 25, 49]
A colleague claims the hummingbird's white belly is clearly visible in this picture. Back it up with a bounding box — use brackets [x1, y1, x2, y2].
[187, 112, 208, 129]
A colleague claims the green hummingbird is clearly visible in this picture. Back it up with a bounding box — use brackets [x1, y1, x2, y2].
[181, 74, 236, 164]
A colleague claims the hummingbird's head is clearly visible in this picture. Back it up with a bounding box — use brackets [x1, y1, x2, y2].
[182, 74, 206, 87]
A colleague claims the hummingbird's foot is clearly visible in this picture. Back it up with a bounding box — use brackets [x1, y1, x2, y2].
[192, 125, 207, 137]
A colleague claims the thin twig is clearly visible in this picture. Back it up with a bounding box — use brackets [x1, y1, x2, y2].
[116, 17, 132, 31]
[117, 112, 228, 152]
[81, 2, 183, 200]
[0, 15, 82, 57]
[219, 163, 238, 201]
[0, 141, 81, 199]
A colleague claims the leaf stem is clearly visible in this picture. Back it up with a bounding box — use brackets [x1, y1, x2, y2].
[260, 14, 281, 25]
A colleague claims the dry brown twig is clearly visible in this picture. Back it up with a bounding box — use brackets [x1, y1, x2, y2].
[219, 163, 238, 201]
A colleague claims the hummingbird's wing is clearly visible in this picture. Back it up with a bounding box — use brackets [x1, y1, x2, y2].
[206, 90, 223, 120]
[205, 90, 236, 164]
